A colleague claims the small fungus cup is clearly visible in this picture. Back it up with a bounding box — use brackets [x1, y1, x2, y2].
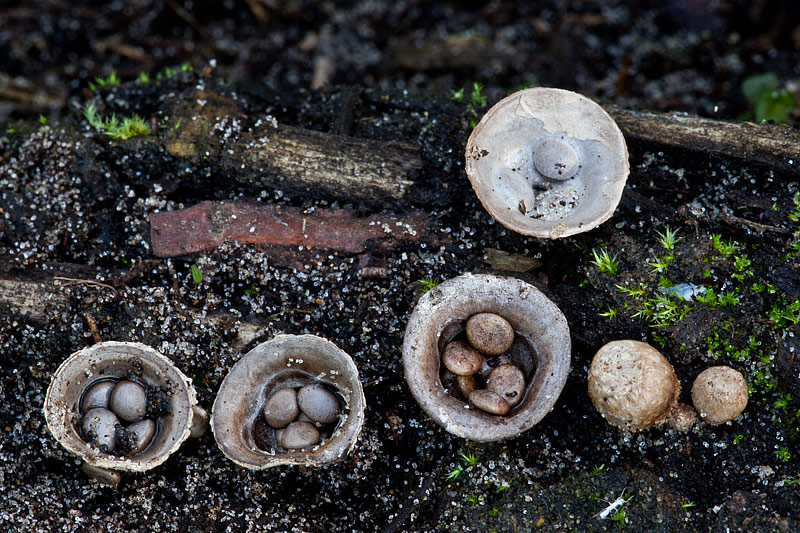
[44, 341, 207, 482]
[211, 334, 365, 469]
[402, 273, 571, 442]
[465, 87, 629, 238]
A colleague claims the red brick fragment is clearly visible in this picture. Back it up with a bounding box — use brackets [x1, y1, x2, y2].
[149, 201, 430, 257]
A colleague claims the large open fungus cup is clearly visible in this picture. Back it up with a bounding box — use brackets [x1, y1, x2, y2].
[211, 334, 365, 469]
[44, 341, 204, 474]
[403, 273, 571, 441]
[465, 87, 629, 239]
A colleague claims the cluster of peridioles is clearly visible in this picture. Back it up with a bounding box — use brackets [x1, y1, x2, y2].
[44, 335, 366, 484]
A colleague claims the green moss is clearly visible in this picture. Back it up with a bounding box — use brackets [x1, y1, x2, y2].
[83, 102, 151, 140]
[417, 277, 440, 294]
[768, 296, 800, 328]
[590, 247, 620, 276]
[599, 307, 619, 320]
[742, 73, 797, 123]
[656, 226, 681, 251]
[451, 82, 487, 127]
[775, 446, 792, 462]
[88, 71, 121, 91]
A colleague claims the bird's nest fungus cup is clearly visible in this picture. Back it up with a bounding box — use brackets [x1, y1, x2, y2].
[44, 342, 207, 481]
[403, 273, 571, 442]
[211, 334, 365, 469]
[465, 87, 629, 239]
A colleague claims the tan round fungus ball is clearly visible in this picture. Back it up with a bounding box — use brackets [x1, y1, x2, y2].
[466, 313, 514, 355]
[468, 390, 511, 415]
[588, 340, 680, 432]
[442, 341, 484, 376]
[691, 366, 748, 425]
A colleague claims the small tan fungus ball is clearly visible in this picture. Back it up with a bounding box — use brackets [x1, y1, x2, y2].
[691, 366, 748, 425]
[465, 313, 514, 355]
[442, 341, 483, 376]
[588, 340, 679, 431]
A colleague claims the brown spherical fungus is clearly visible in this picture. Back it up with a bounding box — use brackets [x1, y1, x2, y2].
[691, 366, 748, 425]
[403, 273, 571, 442]
[43, 342, 206, 484]
[465, 88, 629, 239]
[588, 340, 683, 432]
[211, 335, 365, 469]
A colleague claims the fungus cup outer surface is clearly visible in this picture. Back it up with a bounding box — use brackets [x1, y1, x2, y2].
[691, 366, 748, 425]
[465, 87, 629, 239]
[43, 341, 199, 472]
[402, 273, 571, 442]
[587, 340, 679, 432]
[211, 334, 365, 469]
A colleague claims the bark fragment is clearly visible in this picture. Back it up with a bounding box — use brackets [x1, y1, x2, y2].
[149, 200, 433, 257]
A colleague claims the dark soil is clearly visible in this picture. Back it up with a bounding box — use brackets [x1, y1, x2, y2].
[1, 1, 799, 531]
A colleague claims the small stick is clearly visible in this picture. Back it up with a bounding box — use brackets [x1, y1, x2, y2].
[53, 277, 117, 294]
[85, 314, 103, 344]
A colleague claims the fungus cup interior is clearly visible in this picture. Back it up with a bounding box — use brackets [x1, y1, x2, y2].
[465, 87, 629, 239]
[245, 369, 344, 452]
[403, 273, 571, 442]
[211, 334, 365, 469]
[43, 342, 195, 472]
[437, 323, 538, 412]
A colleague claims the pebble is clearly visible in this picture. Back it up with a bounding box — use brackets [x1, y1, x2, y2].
[81, 407, 120, 452]
[486, 364, 526, 407]
[80, 380, 115, 413]
[455, 375, 477, 399]
[469, 389, 511, 415]
[125, 418, 156, 455]
[466, 313, 514, 355]
[263, 388, 300, 428]
[109, 380, 147, 422]
[442, 341, 483, 376]
[280, 421, 320, 450]
[297, 384, 341, 425]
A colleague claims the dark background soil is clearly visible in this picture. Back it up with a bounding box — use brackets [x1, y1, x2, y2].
[1, 1, 800, 532]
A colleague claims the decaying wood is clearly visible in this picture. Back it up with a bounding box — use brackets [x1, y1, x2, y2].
[482, 248, 543, 272]
[227, 125, 419, 204]
[159, 88, 799, 215]
[608, 106, 800, 176]
[149, 200, 433, 258]
[0, 273, 263, 351]
[0, 279, 70, 320]
[163, 90, 421, 208]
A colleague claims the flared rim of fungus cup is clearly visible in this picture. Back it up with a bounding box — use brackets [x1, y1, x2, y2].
[402, 273, 571, 442]
[465, 87, 629, 239]
[211, 334, 365, 469]
[43, 341, 202, 473]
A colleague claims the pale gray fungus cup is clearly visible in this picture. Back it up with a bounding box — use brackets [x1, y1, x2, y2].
[43, 341, 207, 482]
[211, 334, 365, 469]
[402, 273, 571, 442]
[465, 87, 629, 239]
